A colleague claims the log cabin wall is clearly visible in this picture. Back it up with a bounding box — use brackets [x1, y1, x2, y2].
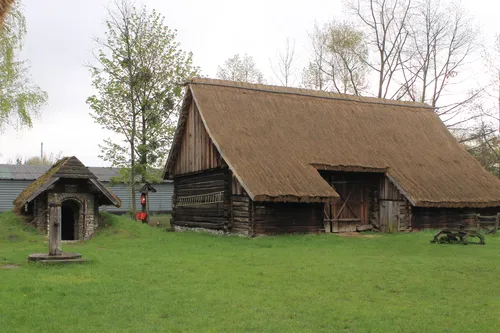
[172, 102, 222, 175]
[229, 174, 252, 235]
[231, 195, 252, 235]
[379, 177, 412, 232]
[172, 168, 231, 230]
[252, 202, 324, 235]
[412, 207, 500, 230]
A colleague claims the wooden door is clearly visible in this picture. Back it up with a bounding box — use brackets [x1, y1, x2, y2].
[324, 180, 368, 232]
[380, 200, 400, 233]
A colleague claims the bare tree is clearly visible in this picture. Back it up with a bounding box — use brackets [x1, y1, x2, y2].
[271, 38, 297, 87]
[482, 34, 500, 131]
[457, 109, 500, 177]
[398, 0, 478, 119]
[216, 54, 265, 83]
[346, 0, 412, 98]
[301, 25, 329, 91]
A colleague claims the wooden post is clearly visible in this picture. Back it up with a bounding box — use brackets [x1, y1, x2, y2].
[141, 190, 148, 224]
[48, 203, 62, 256]
[139, 183, 156, 224]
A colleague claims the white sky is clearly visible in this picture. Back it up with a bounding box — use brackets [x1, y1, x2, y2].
[0, 0, 498, 166]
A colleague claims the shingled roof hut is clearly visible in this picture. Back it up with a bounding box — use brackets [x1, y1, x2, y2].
[163, 78, 500, 235]
[14, 156, 121, 240]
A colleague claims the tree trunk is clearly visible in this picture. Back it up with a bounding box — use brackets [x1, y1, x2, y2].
[141, 107, 147, 183]
[124, 17, 137, 220]
[130, 141, 136, 219]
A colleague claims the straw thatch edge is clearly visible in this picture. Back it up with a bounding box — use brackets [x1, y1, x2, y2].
[188, 78, 434, 110]
[311, 164, 389, 173]
[0, 0, 14, 27]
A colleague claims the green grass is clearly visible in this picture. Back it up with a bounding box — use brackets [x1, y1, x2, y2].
[1, 211, 500, 332]
[148, 213, 171, 228]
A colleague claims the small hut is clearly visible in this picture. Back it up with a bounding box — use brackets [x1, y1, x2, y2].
[163, 78, 500, 235]
[13, 156, 121, 240]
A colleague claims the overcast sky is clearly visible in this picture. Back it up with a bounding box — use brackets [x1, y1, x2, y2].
[0, 0, 498, 166]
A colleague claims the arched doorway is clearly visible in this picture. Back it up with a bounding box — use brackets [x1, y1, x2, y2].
[61, 200, 80, 240]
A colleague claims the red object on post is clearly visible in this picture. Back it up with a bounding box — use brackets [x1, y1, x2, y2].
[140, 194, 146, 205]
[135, 212, 148, 221]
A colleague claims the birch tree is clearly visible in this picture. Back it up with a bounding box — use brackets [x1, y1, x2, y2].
[302, 22, 368, 94]
[216, 54, 265, 83]
[87, 0, 197, 216]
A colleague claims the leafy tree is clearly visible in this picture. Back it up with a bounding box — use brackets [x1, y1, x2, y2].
[0, 0, 47, 130]
[302, 22, 368, 94]
[0, 0, 15, 26]
[302, 25, 329, 91]
[87, 0, 198, 216]
[216, 54, 265, 83]
[23, 151, 62, 166]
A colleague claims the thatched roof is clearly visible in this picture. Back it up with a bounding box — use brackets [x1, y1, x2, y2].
[13, 156, 121, 212]
[0, 0, 14, 27]
[165, 78, 500, 208]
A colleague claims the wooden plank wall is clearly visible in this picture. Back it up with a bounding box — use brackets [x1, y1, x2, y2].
[172, 168, 231, 230]
[231, 174, 246, 196]
[412, 207, 500, 230]
[253, 202, 324, 235]
[379, 177, 411, 232]
[231, 195, 252, 235]
[173, 103, 222, 176]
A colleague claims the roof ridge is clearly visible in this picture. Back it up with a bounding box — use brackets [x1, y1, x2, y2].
[189, 78, 434, 111]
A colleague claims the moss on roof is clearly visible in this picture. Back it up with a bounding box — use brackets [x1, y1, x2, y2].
[13, 156, 122, 213]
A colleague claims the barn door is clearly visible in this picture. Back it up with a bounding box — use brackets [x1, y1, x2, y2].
[324, 180, 367, 232]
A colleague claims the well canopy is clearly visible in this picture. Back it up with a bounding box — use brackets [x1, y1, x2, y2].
[13, 156, 121, 212]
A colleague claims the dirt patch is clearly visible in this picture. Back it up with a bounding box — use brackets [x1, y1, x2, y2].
[1, 264, 20, 269]
[7, 234, 18, 241]
[337, 232, 379, 238]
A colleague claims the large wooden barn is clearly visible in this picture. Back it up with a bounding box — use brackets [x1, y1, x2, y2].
[163, 78, 500, 235]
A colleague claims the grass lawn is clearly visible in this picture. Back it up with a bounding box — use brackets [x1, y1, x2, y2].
[1, 212, 500, 333]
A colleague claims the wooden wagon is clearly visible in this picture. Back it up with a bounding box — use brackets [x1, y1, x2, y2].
[430, 213, 500, 245]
